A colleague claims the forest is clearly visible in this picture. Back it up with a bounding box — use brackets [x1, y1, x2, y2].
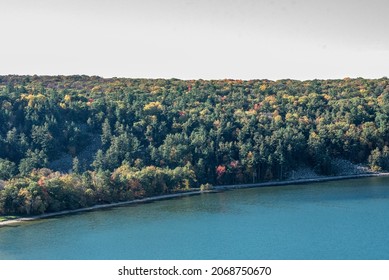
[0, 75, 389, 216]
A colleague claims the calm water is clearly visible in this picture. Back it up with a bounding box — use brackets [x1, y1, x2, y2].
[1, 177, 389, 260]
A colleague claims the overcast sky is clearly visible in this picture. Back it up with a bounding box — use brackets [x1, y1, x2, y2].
[1, 0, 388, 80]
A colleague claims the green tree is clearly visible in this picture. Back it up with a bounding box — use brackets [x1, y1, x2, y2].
[0, 158, 16, 180]
[92, 150, 105, 172]
[72, 157, 80, 174]
[19, 150, 48, 176]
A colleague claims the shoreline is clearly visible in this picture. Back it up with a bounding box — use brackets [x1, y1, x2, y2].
[1, 172, 389, 227]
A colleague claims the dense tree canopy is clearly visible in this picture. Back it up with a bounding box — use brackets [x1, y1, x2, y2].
[0, 75, 388, 215]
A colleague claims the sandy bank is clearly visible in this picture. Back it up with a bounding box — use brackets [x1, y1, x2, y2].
[1, 172, 389, 227]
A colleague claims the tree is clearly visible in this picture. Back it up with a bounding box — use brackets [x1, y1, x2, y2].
[369, 146, 389, 171]
[31, 123, 55, 157]
[18, 150, 48, 176]
[92, 150, 105, 172]
[72, 157, 80, 174]
[0, 158, 16, 180]
[101, 118, 112, 149]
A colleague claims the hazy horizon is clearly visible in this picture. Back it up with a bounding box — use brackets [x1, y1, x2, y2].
[1, 0, 388, 80]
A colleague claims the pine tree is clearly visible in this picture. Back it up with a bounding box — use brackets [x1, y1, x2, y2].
[72, 157, 80, 174]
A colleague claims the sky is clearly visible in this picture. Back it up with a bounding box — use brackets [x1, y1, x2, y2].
[0, 0, 388, 80]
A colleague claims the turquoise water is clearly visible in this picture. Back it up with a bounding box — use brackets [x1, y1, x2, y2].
[1, 177, 389, 259]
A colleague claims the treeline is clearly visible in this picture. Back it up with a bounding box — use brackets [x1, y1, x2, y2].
[0, 75, 389, 215]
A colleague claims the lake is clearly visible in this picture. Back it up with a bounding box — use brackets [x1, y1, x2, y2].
[1, 176, 389, 259]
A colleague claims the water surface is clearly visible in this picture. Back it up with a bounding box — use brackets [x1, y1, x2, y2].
[1, 177, 389, 259]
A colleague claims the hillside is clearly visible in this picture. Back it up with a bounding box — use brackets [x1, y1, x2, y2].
[0, 75, 389, 215]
